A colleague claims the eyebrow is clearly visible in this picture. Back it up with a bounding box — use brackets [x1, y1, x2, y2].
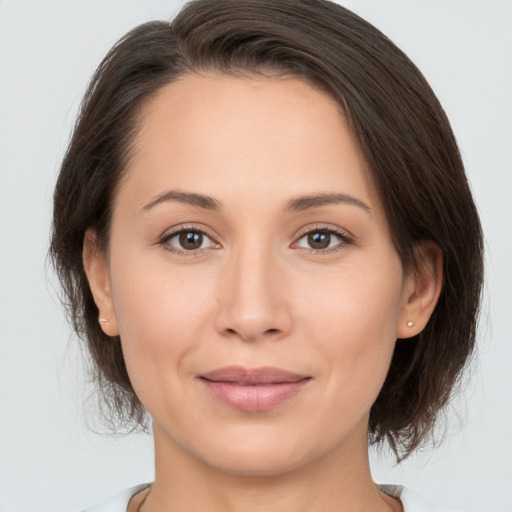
[285, 193, 372, 214]
[142, 190, 221, 211]
[141, 189, 371, 214]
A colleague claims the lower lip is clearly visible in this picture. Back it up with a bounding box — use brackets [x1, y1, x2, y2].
[200, 379, 310, 412]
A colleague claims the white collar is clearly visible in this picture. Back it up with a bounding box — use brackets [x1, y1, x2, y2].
[81, 483, 452, 512]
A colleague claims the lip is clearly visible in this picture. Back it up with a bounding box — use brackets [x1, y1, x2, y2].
[198, 366, 311, 412]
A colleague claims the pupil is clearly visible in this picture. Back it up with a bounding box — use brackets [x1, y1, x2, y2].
[308, 232, 330, 249]
[179, 231, 203, 250]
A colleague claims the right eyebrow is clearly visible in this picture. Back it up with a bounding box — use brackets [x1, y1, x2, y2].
[141, 189, 221, 212]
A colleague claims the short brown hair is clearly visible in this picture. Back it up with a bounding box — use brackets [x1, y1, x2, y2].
[50, 0, 483, 460]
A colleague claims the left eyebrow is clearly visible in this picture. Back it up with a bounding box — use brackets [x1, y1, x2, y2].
[285, 193, 372, 214]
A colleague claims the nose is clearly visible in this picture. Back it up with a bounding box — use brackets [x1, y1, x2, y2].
[213, 242, 293, 342]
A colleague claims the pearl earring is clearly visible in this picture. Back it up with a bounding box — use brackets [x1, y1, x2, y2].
[99, 318, 109, 323]
[407, 321, 414, 327]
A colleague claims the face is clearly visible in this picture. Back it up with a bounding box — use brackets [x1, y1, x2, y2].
[87, 73, 429, 476]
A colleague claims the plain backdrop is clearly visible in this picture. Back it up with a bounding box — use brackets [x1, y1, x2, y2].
[0, 1, 511, 511]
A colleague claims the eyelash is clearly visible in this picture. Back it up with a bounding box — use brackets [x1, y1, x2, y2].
[158, 224, 353, 256]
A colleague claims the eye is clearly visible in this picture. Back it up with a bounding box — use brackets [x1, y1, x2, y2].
[161, 228, 218, 253]
[294, 228, 351, 252]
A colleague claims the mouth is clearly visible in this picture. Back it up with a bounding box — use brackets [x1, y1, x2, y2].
[198, 366, 311, 412]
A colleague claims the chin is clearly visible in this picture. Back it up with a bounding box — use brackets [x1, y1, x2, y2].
[182, 425, 337, 478]
[202, 448, 311, 477]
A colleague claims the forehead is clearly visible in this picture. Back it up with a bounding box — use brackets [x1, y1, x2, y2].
[120, 73, 379, 214]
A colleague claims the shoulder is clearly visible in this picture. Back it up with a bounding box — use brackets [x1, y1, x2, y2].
[379, 484, 461, 512]
[77, 484, 150, 512]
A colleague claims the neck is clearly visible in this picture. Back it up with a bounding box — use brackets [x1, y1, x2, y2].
[142, 419, 402, 512]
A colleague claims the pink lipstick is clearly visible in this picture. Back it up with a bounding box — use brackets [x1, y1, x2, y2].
[199, 366, 311, 412]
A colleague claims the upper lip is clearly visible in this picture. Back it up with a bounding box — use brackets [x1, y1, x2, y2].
[199, 366, 309, 384]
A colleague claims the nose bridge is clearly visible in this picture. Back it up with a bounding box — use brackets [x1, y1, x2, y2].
[215, 234, 290, 341]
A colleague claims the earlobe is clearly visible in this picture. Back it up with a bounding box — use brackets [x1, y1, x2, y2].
[83, 229, 120, 337]
[397, 241, 443, 339]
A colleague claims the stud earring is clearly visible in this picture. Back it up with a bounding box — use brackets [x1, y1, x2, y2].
[99, 318, 109, 323]
[407, 321, 414, 327]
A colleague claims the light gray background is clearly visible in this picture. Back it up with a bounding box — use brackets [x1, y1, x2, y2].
[1, 1, 511, 511]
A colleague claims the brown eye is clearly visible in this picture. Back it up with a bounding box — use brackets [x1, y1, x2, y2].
[179, 231, 204, 250]
[295, 228, 348, 252]
[307, 232, 331, 249]
[163, 229, 217, 253]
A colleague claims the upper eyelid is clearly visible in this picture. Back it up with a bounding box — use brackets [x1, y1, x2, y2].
[161, 223, 350, 237]
[161, 224, 217, 241]
[294, 224, 353, 240]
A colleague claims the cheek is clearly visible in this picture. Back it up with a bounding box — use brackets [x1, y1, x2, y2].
[108, 250, 215, 404]
[300, 255, 403, 337]
[110, 239, 213, 337]
[300, 260, 404, 397]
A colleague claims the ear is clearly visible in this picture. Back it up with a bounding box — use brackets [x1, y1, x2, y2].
[397, 241, 443, 339]
[82, 229, 119, 337]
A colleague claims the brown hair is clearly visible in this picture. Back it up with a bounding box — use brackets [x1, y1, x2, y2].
[50, 0, 483, 460]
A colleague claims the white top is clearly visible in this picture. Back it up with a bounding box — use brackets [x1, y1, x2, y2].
[79, 483, 457, 512]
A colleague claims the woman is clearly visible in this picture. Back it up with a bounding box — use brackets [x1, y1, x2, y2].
[50, 1, 483, 511]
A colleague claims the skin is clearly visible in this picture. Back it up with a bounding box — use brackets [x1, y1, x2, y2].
[84, 74, 442, 512]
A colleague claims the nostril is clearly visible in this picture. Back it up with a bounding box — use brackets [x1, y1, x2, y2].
[222, 327, 281, 340]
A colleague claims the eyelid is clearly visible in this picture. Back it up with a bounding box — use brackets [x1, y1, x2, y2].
[294, 223, 353, 239]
